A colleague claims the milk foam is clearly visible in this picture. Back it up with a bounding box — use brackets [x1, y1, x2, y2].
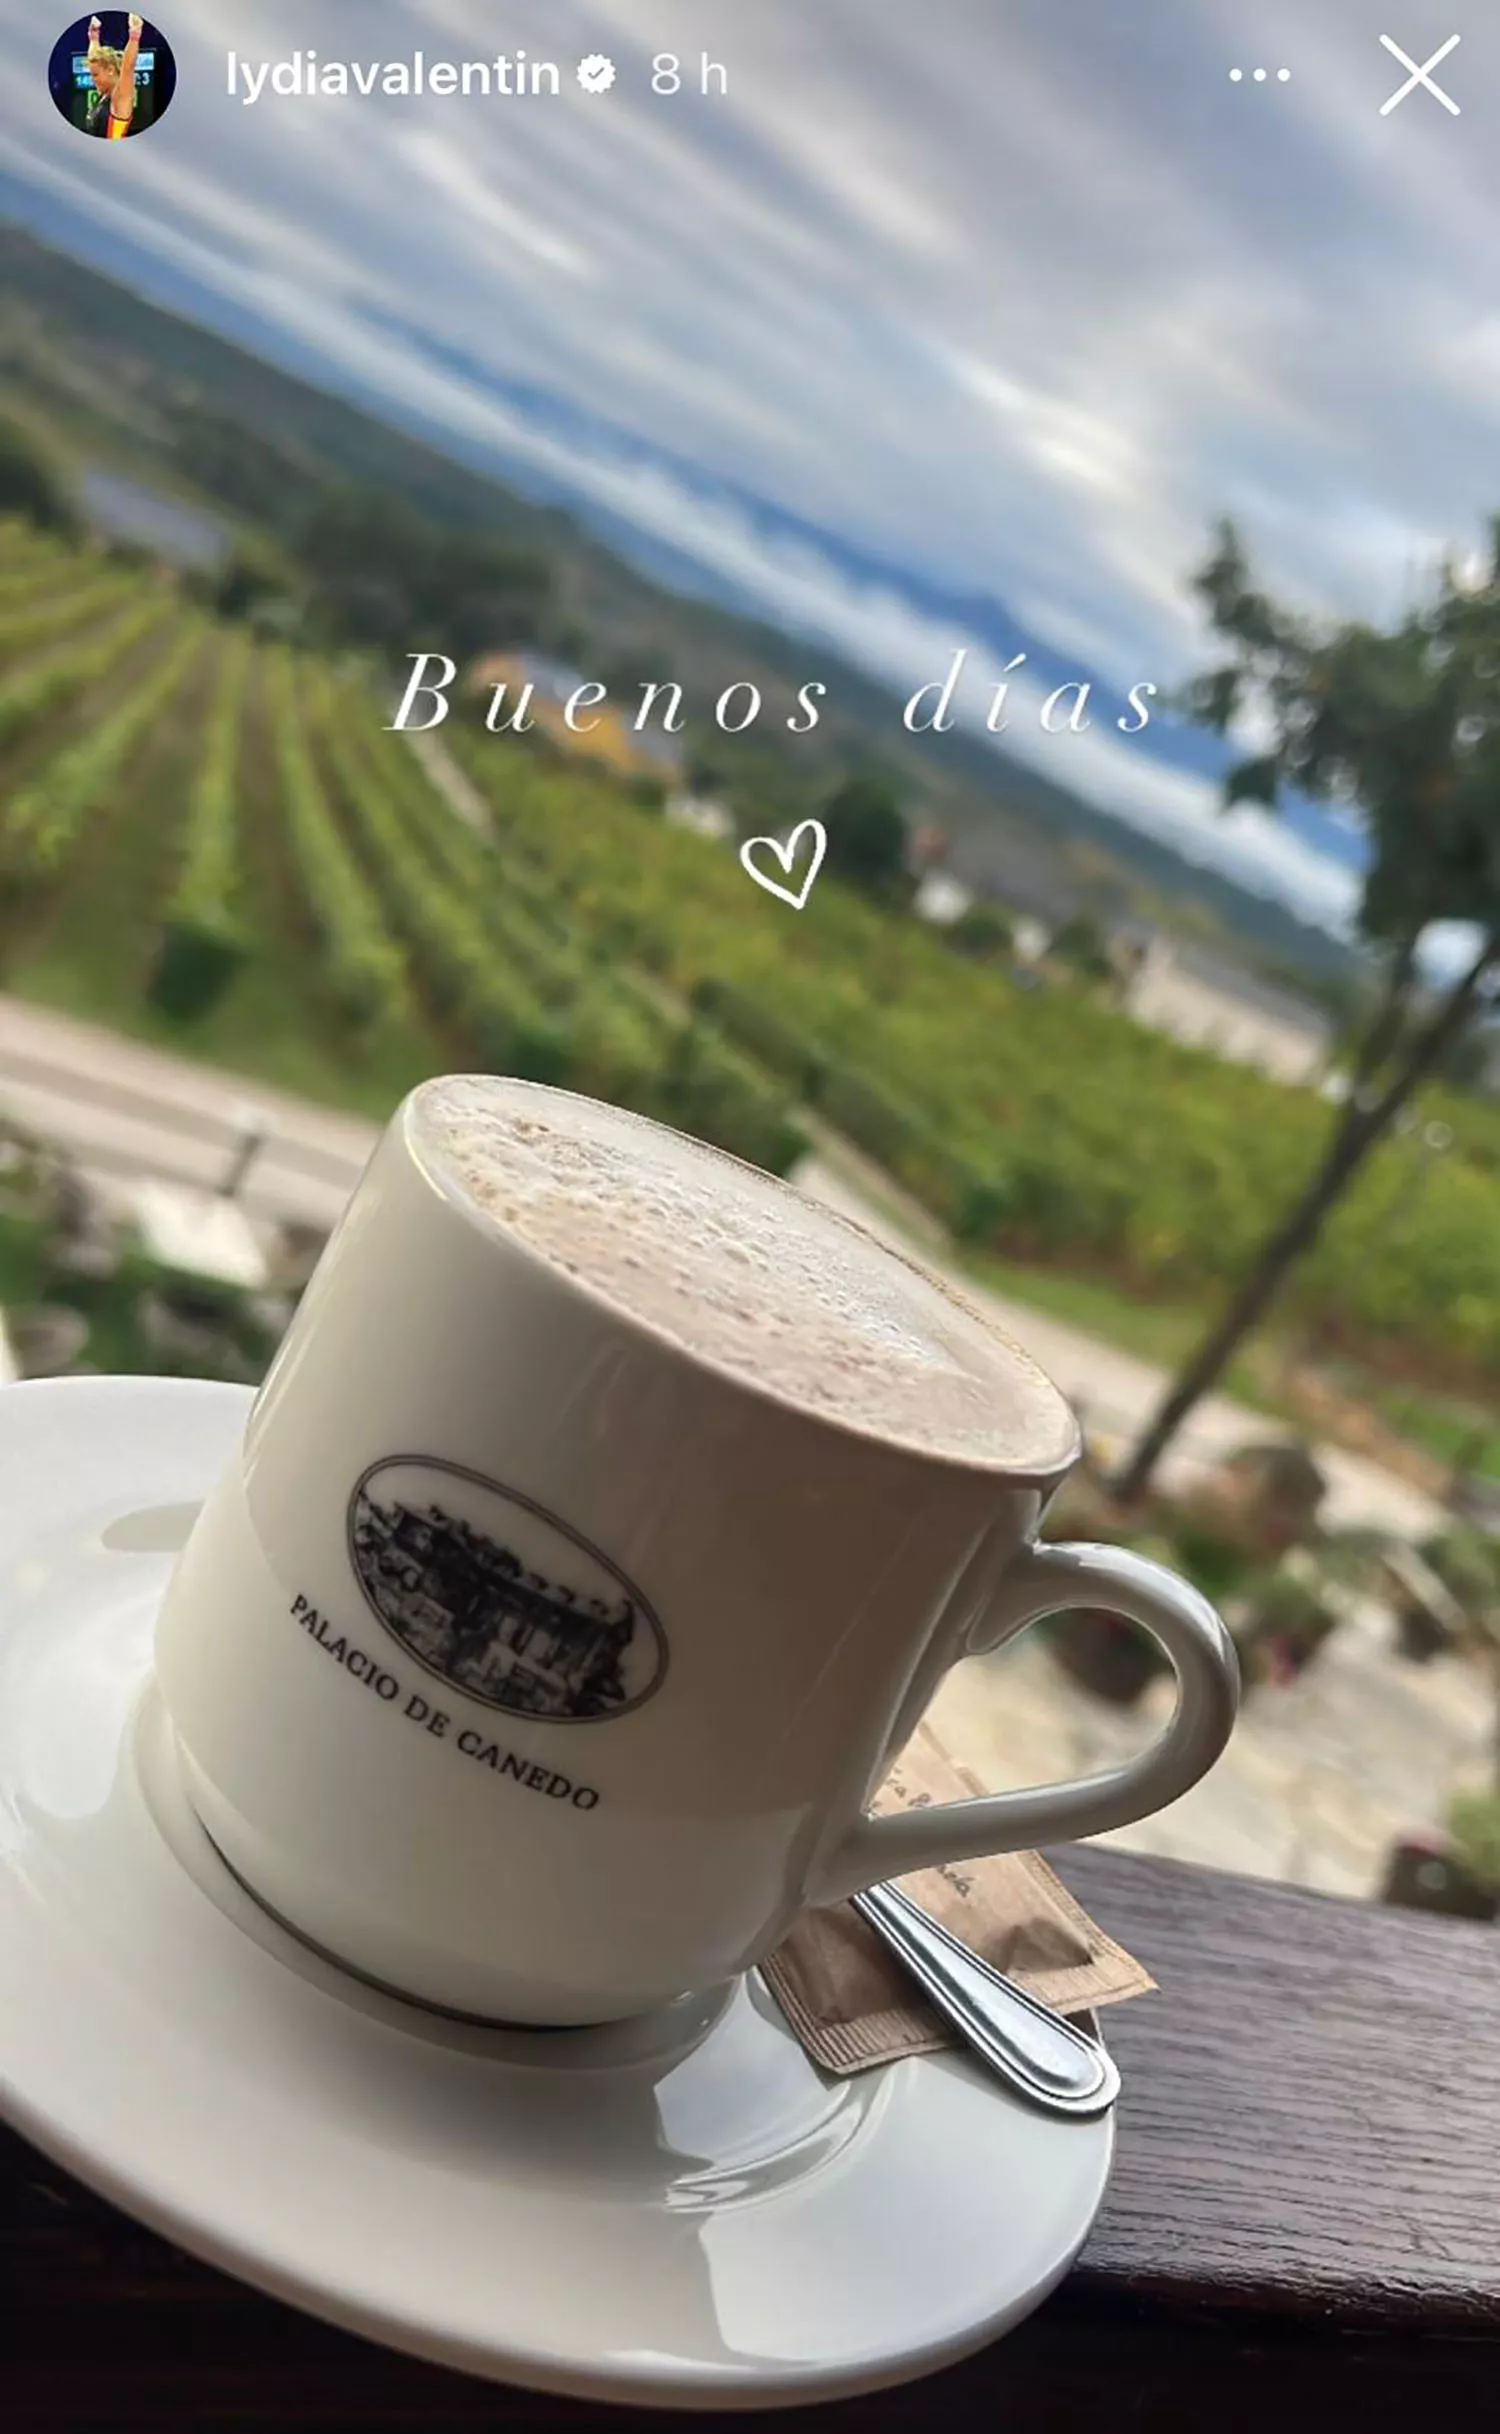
[409, 1076, 1078, 1469]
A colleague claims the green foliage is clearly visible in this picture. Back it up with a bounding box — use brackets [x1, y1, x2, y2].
[294, 487, 551, 658]
[150, 629, 254, 1019]
[0, 591, 174, 750]
[446, 726, 1500, 1381]
[201, 534, 303, 634]
[644, 1020, 807, 1175]
[0, 525, 73, 599]
[1167, 1523, 1258, 1606]
[0, 418, 75, 535]
[3, 618, 206, 886]
[1047, 912, 1114, 984]
[1191, 516, 1500, 946]
[0, 570, 132, 657]
[164, 628, 252, 929]
[266, 648, 413, 1031]
[1110, 521, 1500, 1489]
[947, 902, 1014, 963]
[692, 977, 828, 1099]
[312, 671, 574, 1069]
[1235, 1557, 1340, 1648]
[1, 529, 1498, 1398]
[821, 772, 910, 896]
[1418, 1526, 1500, 1621]
[312, 686, 805, 1174]
[1447, 1789, 1500, 1895]
[149, 921, 244, 1022]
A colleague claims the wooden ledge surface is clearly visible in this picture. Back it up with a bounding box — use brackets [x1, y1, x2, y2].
[6, 1845, 1499, 2427]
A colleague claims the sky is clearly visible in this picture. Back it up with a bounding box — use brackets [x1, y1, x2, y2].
[4, 0, 1499, 946]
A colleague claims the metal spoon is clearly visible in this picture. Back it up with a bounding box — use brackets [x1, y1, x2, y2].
[850, 1879, 1121, 2118]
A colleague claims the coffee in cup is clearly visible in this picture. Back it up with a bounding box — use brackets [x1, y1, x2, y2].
[154, 1075, 1238, 2025]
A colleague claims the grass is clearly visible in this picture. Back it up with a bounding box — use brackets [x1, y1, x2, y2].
[0, 1207, 180, 1375]
[805, 1132, 1309, 1423]
[3, 632, 451, 1128]
[0, 1210, 42, 1303]
[964, 1243, 1500, 1485]
[963, 1245, 1300, 1415]
[0, 583, 1493, 1487]
[966, 1250, 1214, 1372]
[1365, 1384, 1500, 1484]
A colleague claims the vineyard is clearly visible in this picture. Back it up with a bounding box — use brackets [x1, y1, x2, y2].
[0, 519, 1497, 1393]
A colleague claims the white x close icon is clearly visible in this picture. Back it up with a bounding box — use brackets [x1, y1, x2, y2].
[1379, 32, 1462, 116]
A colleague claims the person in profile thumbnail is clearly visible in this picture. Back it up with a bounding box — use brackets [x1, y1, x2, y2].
[47, 13, 175, 141]
[85, 12, 144, 136]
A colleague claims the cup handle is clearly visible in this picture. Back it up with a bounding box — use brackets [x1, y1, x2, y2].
[806, 1539, 1240, 1908]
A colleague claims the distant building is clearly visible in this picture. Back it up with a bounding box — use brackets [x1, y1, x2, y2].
[465, 652, 685, 783]
[913, 870, 974, 926]
[664, 792, 735, 841]
[1120, 935, 1332, 1085]
[1011, 916, 1052, 966]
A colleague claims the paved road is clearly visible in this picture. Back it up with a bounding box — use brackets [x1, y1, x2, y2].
[0, 992, 1442, 1540]
[0, 997, 376, 1233]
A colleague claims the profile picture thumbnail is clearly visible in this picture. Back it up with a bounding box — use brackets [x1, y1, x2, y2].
[48, 14, 176, 141]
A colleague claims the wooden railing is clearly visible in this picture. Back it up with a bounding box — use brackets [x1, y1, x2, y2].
[6, 1847, 1498, 2427]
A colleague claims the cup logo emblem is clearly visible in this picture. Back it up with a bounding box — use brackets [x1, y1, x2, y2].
[348, 1458, 667, 1723]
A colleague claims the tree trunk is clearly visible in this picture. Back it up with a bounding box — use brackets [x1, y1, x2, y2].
[1113, 935, 1497, 1504]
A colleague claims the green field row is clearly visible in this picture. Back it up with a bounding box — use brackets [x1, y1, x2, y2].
[438, 726, 1500, 1386]
[0, 530, 1496, 1395]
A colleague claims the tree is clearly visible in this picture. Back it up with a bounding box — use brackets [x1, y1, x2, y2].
[196, 533, 302, 631]
[0, 417, 75, 534]
[1115, 518, 1500, 1502]
[1047, 911, 1115, 985]
[292, 486, 552, 657]
[948, 901, 1014, 963]
[821, 771, 910, 896]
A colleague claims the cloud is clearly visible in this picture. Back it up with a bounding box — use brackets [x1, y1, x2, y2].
[5, 0, 1495, 937]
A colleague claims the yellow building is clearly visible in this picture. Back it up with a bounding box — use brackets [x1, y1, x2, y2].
[466, 653, 683, 782]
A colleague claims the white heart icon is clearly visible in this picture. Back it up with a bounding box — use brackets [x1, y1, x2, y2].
[738, 819, 827, 911]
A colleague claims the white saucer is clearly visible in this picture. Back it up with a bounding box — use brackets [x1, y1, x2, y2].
[0, 1376, 1114, 2411]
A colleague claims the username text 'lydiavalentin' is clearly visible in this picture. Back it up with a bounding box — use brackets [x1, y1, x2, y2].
[227, 51, 566, 105]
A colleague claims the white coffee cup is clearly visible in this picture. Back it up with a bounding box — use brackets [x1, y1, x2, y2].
[154, 1079, 1239, 2026]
